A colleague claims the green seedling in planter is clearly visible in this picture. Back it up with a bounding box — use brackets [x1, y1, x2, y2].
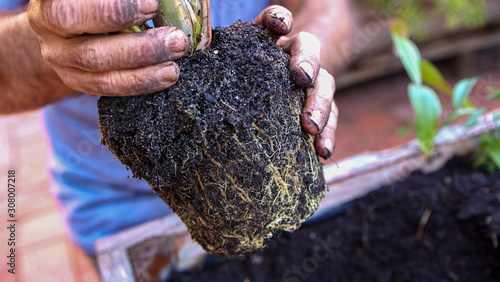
[489, 87, 500, 100]
[475, 131, 500, 172]
[390, 19, 500, 171]
[390, 22, 440, 156]
[474, 88, 500, 172]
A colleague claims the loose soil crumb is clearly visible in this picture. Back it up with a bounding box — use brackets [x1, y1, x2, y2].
[171, 156, 500, 281]
[98, 22, 326, 255]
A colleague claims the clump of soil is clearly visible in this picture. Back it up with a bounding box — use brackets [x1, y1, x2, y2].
[98, 22, 326, 255]
[170, 156, 500, 281]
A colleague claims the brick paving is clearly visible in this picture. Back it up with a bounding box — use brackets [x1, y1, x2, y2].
[1, 111, 99, 282]
[1, 68, 499, 281]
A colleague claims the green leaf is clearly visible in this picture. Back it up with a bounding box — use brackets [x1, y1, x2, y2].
[444, 108, 476, 125]
[454, 108, 478, 116]
[392, 34, 422, 85]
[487, 87, 500, 99]
[421, 59, 452, 95]
[408, 84, 442, 157]
[465, 108, 485, 128]
[463, 99, 476, 109]
[485, 135, 500, 169]
[476, 133, 500, 172]
[452, 78, 478, 108]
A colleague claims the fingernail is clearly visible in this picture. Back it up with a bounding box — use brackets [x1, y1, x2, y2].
[308, 110, 322, 131]
[320, 139, 334, 159]
[324, 139, 334, 152]
[319, 148, 332, 159]
[267, 7, 292, 33]
[157, 63, 179, 83]
[167, 29, 189, 53]
[280, 14, 292, 31]
[299, 61, 315, 82]
[138, 0, 158, 14]
[266, 12, 291, 36]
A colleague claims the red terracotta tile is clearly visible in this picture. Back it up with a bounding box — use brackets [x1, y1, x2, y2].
[68, 242, 100, 282]
[7, 111, 43, 140]
[16, 180, 56, 219]
[19, 241, 77, 282]
[79, 271, 101, 282]
[18, 211, 67, 249]
[15, 138, 49, 187]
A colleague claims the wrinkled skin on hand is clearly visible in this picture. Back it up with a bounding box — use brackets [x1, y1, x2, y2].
[27, 0, 189, 96]
[256, 5, 338, 159]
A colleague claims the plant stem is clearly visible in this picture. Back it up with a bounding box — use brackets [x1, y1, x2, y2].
[154, 0, 211, 54]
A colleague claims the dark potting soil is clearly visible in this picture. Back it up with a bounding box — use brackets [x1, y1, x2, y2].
[171, 156, 500, 281]
[98, 22, 325, 255]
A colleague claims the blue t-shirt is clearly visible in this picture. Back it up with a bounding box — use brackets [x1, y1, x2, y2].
[2, 0, 270, 255]
[0, 0, 24, 9]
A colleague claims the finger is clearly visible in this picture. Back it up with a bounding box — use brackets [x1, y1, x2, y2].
[29, 0, 158, 37]
[278, 32, 321, 88]
[42, 27, 188, 72]
[301, 69, 336, 135]
[254, 5, 293, 36]
[57, 61, 180, 97]
[314, 104, 338, 159]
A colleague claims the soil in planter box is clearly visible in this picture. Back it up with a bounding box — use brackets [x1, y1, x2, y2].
[171, 156, 500, 281]
[98, 22, 325, 255]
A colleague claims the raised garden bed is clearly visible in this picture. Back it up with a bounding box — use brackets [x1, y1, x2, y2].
[171, 155, 500, 281]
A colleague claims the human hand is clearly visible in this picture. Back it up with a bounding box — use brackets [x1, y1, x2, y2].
[27, 0, 189, 97]
[255, 5, 338, 159]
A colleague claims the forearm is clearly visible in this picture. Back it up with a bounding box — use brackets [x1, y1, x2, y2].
[288, 0, 354, 75]
[0, 12, 73, 114]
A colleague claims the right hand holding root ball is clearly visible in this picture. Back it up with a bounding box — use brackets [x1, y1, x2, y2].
[255, 5, 338, 159]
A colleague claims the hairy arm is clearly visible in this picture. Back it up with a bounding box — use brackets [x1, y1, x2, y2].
[0, 11, 73, 114]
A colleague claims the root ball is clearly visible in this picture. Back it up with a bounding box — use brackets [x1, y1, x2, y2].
[98, 22, 326, 255]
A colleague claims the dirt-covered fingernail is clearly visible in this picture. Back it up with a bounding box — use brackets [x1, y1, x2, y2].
[299, 61, 315, 82]
[138, 0, 158, 14]
[280, 13, 292, 31]
[292, 62, 315, 88]
[324, 138, 334, 152]
[318, 147, 332, 159]
[308, 110, 322, 131]
[157, 62, 179, 83]
[166, 29, 189, 53]
[319, 139, 334, 159]
[268, 13, 291, 35]
[263, 6, 292, 35]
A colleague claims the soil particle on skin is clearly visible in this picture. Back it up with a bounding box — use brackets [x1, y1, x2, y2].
[170, 156, 500, 281]
[98, 22, 326, 255]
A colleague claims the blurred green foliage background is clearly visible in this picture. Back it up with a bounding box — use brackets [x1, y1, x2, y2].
[367, 0, 488, 31]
